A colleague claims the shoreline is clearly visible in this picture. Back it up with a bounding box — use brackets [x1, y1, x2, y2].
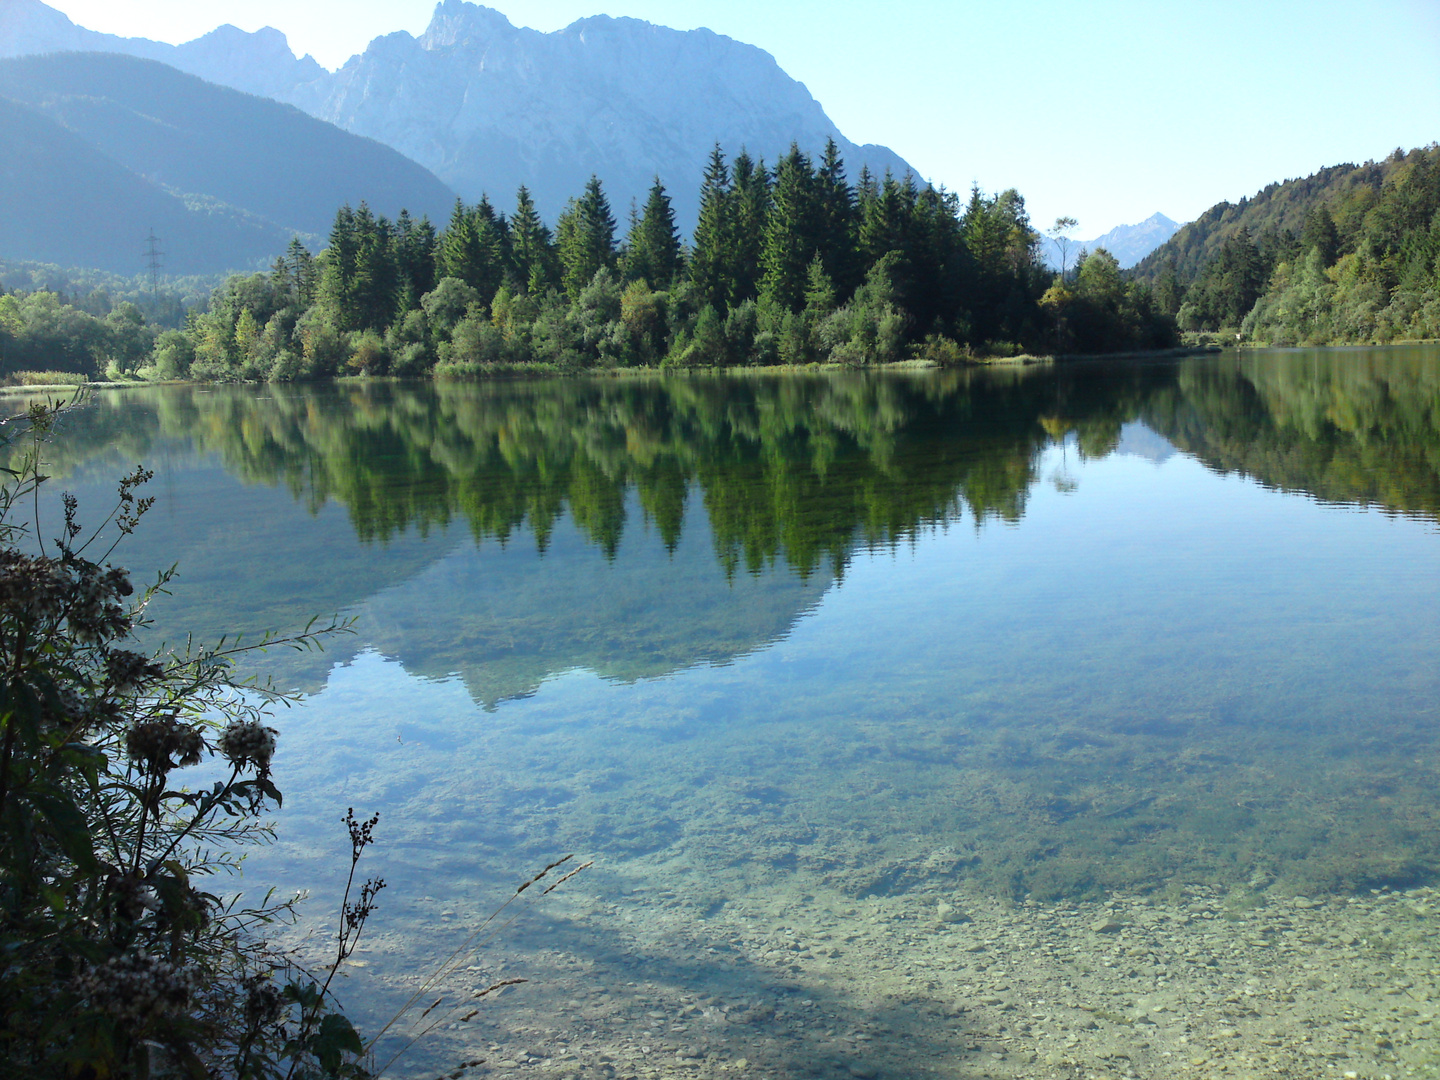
[0, 345, 1236, 395]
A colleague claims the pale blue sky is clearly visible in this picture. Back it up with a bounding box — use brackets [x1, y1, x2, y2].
[45, 0, 1440, 236]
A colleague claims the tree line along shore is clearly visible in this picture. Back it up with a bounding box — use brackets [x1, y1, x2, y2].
[4, 142, 1438, 385]
[2, 141, 1177, 383]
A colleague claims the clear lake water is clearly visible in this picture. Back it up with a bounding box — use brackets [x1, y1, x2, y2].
[25, 346, 1440, 1080]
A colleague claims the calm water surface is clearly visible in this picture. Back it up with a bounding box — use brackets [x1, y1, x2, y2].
[35, 348, 1440, 1079]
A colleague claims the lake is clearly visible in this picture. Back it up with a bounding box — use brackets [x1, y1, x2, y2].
[32, 347, 1440, 1079]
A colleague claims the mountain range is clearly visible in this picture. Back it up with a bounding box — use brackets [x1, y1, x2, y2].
[1, 0, 915, 237]
[1043, 212, 1182, 271]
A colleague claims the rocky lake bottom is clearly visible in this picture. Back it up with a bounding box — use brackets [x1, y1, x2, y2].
[247, 646, 1440, 1080]
[302, 864, 1440, 1080]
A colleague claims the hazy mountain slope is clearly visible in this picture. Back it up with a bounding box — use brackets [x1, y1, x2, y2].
[1044, 213, 1181, 271]
[0, 53, 458, 274]
[0, 0, 329, 101]
[0, 95, 293, 274]
[1134, 151, 1423, 283]
[310, 4, 915, 228]
[1, 0, 916, 232]
[1082, 213, 1181, 267]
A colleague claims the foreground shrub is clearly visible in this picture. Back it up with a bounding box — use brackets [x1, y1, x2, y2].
[0, 400, 368, 1078]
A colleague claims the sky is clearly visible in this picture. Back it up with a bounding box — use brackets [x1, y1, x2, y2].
[40, 0, 1440, 238]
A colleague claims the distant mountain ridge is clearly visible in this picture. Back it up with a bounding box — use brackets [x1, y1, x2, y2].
[0, 0, 329, 101]
[1, 0, 917, 232]
[0, 52, 456, 274]
[1044, 212, 1181, 271]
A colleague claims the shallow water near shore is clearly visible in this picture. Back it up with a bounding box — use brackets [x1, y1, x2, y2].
[32, 347, 1440, 1078]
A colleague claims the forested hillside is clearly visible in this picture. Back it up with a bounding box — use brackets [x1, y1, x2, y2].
[1137, 145, 1440, 344]
[0, 95, 295, 275]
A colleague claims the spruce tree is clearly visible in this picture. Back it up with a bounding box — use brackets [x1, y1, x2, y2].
[689, 146, 733, 311]
[816, 139, 860, 297]
[351, 203, 397, 332]
[861, 172, 910, 269]
[510, 186, 559, 295]
[729, 152, 770, 307]
[320, 203, 360, 328]
[760, 145, 822, 313]
[911, 183, 966, 335]
[558, 175, 617, 301]
[624, 178, 683, 287]
[393, 210, 438, 314]
[1300, 206, 1340, 267]
[472, 197, 510, 304]
[272, 237, 316, 307]
[1221, 227, 1266, 326]
[437, 200, 484, 290]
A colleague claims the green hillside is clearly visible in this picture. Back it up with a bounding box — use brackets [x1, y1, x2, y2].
[1137, 145, 1440, 344]
[1135, 153, 1416, 282]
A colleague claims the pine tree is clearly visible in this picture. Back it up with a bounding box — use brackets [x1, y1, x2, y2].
[558, 175, 617, 301]
[760, 145, 822, 313]
[689, 146, 733, 310]
[624, 178, 683, 287]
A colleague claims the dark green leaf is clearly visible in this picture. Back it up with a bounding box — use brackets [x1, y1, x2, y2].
[25, 785, 98, 873]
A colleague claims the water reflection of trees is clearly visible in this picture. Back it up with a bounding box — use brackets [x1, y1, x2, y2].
[36, 368, 1145, 571]
[34, 347, 1440, 573]
[1143, 347, 1440, 520]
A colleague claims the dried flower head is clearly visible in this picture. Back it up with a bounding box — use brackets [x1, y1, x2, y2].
[217, 719, 277, 773]
[73, 949, 201, 1023]
[106, 869, 162, 922]
[126, 716, 206, 772]
[104, 648, 166, 694]
[242, 974, 285, 1028]
[0, 550, 135, 644]
[66, 562, 134, 645]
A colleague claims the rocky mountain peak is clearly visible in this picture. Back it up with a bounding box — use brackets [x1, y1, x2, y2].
[420, 1, 522, 49]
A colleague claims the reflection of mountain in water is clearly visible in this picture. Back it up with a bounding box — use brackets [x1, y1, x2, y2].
[25, 346, 1440, 696]
[1113, 421, 1177, 465]
[356, 493, 828, 708]
[44, 458, 828, 703]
